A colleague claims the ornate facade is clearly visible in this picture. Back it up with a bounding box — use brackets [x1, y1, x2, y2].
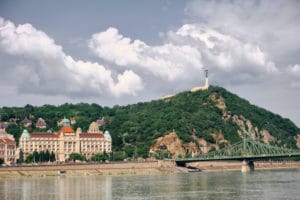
[35, 118, 47, 129]
[0, 130, 16, 164]
[19, 119, 112, 162]
[21, 117, 32, 128]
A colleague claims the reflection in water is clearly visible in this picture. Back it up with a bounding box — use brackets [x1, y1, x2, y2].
[0, 176, 112, 200]
[0, 169, 300, 200]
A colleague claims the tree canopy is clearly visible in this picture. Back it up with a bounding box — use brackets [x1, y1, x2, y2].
[1, 86, 299, 158]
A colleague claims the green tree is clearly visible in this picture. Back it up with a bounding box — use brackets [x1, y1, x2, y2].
[39, 151, 44, 162]
[112, 151, 127, 161]
[6, 123, 22, 145]
[45, 150, 50, 162]
[25, 154, 34, 163]
[17, 149, 24, 163]
[50, 151, 56, 162]
[90, 153, 109, 162]
[69, 153, 86, 162]
[0, 85, 299, 158]
[33, 150, 39, 163]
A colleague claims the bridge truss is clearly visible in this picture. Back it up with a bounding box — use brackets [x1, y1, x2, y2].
[177, 134, 300, 163]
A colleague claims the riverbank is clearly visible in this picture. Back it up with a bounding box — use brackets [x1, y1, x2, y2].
[1, 160, 300, 178]
[0, 160, 177, 178]
[188, 160, 300, 172]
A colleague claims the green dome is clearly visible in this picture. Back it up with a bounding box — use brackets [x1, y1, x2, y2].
[104, 130, 111, 140]
[21, 129, 30, 138]
[63, 117, 70, 126]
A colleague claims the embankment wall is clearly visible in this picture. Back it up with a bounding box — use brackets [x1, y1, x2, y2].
[0, 160, 177, 177]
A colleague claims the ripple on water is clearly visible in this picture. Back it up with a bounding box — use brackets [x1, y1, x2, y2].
[0, 169, 300, 200]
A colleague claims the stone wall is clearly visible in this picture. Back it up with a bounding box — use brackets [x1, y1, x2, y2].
[0, 160, 176, 172]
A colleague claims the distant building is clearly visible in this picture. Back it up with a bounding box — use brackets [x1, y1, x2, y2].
[0, 122, 9, 131]
[70, 117, 76, 125]
[0, 130, 16, 164]
[57, 118, 64, 127]
[9, 118, 18, 123]
[96, 117, 106, 126]
[19, 120, 112, 162]
[21, 117, 32, 128]
[57, 117, 76, 127]
[35, 118, 47, 129]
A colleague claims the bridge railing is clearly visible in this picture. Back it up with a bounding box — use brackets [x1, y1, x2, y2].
[177, 137, 300, 162]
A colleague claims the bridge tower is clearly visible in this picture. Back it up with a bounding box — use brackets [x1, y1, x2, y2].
[241, 130, 255, 172]
[241, 160, 254, 172]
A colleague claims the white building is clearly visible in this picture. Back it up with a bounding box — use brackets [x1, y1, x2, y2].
[19, 119, 112, 162]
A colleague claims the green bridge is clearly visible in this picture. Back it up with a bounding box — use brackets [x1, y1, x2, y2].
[176, 132, 300, 172]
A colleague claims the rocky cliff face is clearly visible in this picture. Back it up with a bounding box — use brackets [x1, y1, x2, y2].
[150, 92, 279, 158]
[210, 93, 277, 144]
[150, 131, 229, 158]
[296, 134, 300, 148]
[149, 132, 186, 158]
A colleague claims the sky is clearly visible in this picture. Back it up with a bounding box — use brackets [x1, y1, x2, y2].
[0, 0, 299, 127]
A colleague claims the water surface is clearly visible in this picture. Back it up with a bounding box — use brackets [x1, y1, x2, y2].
[1, 169, 300, 200]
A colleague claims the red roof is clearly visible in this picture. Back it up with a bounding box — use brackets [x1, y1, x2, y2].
[0, 138, 15, 143]
[30, 132, 59, 138]
[21, 117, 32, 124]
[80, 133, 104, 138]
[60, 126, 74, 133]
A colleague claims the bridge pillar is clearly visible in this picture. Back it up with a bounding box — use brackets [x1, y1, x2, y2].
[241, 160, 254, 172]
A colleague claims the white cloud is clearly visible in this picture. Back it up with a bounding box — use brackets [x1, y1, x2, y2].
[185, 0, 300, 63]
[111, 70, 144, 97]
[288, 64, 300, 74]
[89, 27, 142, 66]
[173, 24, 277, 74]
[0, 18, 62, 60]
[89, 24, 277, 85]
[1, 1, 299, 127]
[89, 27, 203, 81]
[0, 17, 143, 98]
[287, 64, 300, 88]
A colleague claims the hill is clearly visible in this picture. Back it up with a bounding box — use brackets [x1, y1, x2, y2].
[1, 86, 299, 159]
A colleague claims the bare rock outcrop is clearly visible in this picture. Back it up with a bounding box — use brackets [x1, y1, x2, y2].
[197, 138, 210, 154]
[296, 134, 300, 148]
[149, 132, 186, 158]
[183, 142, 200, 157]
[260, 129, 275, 144]
[210, 94, 226, 112]
[150, 131, 229, 158]
[210, 93, 279, 145]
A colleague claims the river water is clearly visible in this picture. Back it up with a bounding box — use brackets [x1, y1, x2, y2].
[1, 169, 300, 200]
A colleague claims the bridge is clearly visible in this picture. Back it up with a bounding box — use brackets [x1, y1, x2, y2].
[176, 133, 300, 172]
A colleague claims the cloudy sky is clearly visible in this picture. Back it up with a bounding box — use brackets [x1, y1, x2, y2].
[0, 0, 299, 126]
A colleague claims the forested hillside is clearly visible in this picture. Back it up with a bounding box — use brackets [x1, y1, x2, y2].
[1, 86, 299, 158]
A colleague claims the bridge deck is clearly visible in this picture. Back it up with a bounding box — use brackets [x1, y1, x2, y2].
[176, 132, 300, 167]
[176, 153, 300, 164]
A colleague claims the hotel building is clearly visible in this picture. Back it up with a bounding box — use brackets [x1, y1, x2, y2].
[19, 118, 112, 162]
[0, 130, 16, 164]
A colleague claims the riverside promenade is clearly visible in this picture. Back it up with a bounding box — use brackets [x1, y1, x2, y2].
[1, 160, 300, 178]
[0, 160, 177, 178]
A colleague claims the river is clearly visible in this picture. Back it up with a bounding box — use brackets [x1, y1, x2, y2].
[1, 169, 300, 200]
